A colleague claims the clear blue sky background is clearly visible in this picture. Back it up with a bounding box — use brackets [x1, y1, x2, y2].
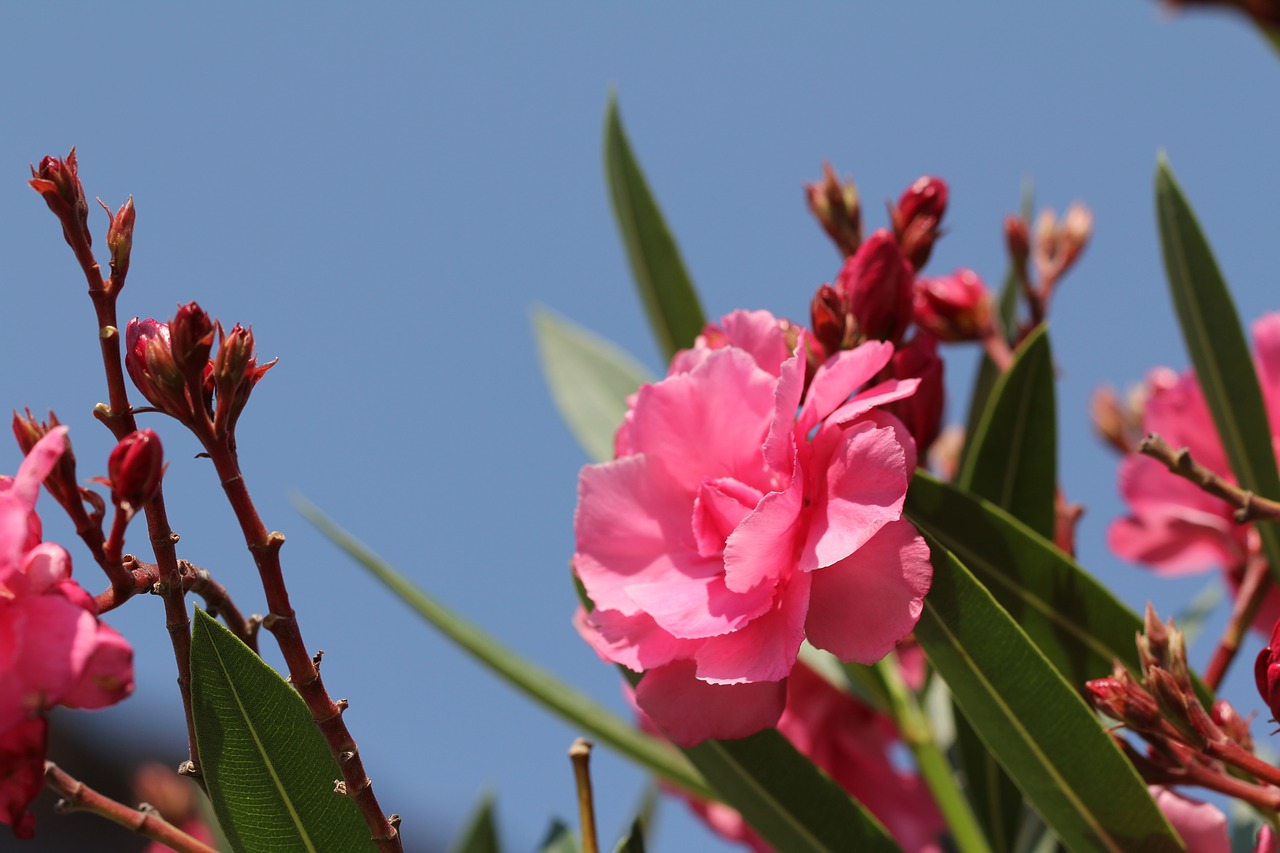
[1, 4, 1278, 851]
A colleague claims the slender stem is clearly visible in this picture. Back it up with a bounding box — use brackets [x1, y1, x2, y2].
[569, 739, 599, 853]
[203, 435, 401, 850]
[1139, 434, 1280, 524]
[100, 507, 137, 609]
[45, 762, 218, 853]
[874, 657, 993, 853]
[1205, 554, 1271, 690]
[980, 332, 1014, 373]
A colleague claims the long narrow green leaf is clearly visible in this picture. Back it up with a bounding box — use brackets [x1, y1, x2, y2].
[604, 94, 707, 359]
[1156, 156, 1280, 586]
[907, 473, 1211, 704]
[189, 609, 375, 853]
[449, 795, 501, 853]
[914, 537, 1185, 853]
[684, 731, 900, 853]
[296, 501, 714, 801]
[532, 308, 652, 464]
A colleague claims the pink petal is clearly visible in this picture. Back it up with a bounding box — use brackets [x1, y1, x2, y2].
[722, 459, 804, 593]
[58, 622, 134, 710]
[805, 520, 932, 663]
[717, 310, 793, 376]
[574, 606, 699, 672]
[626, 572, 775, 639]
[797, 342, 894, 437]
[1254, 313, 1280, 436]
[635, 659, 787, 747]
[829, 378, 921, 426]
[761, 345, 806, 478]
[13, 596, 97, 711]
[692, 478, 763, 559]
[1150, 787, 1229, 853]
[627, 348, 777, 493]
[799, 412, 912, 572]
[694, 570, 812, 683]
[0, 716, 48, 839]
[1144, 374, 1230, 477]
[10, 428, 66, 510]
[574, 454, 719, 616]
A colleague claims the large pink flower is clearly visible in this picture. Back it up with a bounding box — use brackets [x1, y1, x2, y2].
[0, 428, 134, 837]
[1109, 314, 1280, 630]
[574, 310, 933, 746]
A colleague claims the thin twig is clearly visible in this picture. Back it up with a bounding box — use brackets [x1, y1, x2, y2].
[570, 739, 599, 853]
[1139, 434, 1280, 524]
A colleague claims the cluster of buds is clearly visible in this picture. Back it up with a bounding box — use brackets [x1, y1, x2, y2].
[912, 268, 994, 343]
[125, 302, 275, 444]
[1088, 606, 1280, 815]
[805, 162, 861, 258]
[1033, 203, 1092, 288]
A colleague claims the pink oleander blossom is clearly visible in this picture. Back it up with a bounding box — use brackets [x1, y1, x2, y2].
[1149, 787, 1230, 853]
[0, 428, 135, 838]
[574, 310, 933, 746]
[638, 663, 942, 852]
[1109, 314, 1280, 631]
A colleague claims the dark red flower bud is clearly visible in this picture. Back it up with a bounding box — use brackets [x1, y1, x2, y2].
[892, 176, 948, 270]
[805, 162, 862, 257]
[886, 335, 944, 454]
[126, 318, 195, 423]
[1210, 699, 1253, 750]
[169, 302, 215, 377]
[106, 430, 165, 515]
[12, 409, 78, 507]
[1255, 618, 1280, 721]
[912, 269, 994, 343]
[103, 196, 135, 285]
[211, 323, 277, 437]
[836, 229, 914, 345]
[1004, 214, 1030, 270]
[809, 284, 848, 355]
[1086, 668, 1163, 732]
[28, 148, 90, 249]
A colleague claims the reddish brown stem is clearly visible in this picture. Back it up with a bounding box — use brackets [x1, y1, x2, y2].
[1139, 434, 1280, 524]
[45, 762, 218, 853]
[203, 435, 401, 850]
[1205, 554, 1271, 690]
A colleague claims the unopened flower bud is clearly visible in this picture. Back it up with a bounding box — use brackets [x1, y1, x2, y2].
[28, 148, 90, 249]
[1138, 603, 1176, 675]
[106, 430, 165, 516]
[1091, 386, 1131, 454]
[912, 269, 993, 343]
[809, 284, 849, 355]
[805, 162, 862, 257]
[1087, 667, 1163, 732]
[126, 318, 194, 423]
[837, 229, 914, 345]
[1004, 214, 1029, 270]
[211, 323, 277, 436]
[886, 334, 944, 454]
[892, 176, 948, 270]
[104, 196, 135, 284]
[11, 410, 78, 507]
[169, 302, 215, 377]
[1147, 666, 1204, 747]
[1255, 617, 1280, 721]
[1210, 699, 1253, 750]
[1033, 202, 1092, 286]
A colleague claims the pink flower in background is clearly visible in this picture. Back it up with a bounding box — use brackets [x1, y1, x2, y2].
[1149, 787, 1229, 853]
[1109, 314, 1280, 631]
[574, 310, 933, 746]
[638, 663, 942, 852]
[0, 428, 134, 837]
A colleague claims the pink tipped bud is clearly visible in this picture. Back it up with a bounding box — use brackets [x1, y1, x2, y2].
[125, 318, 195, 423]
[912, 269, 994, 343]
[805, 162, 862, 257]
[836, 229, 914, 345]
[169, 302, 215, 376]
[1033, 202, 1092, 285]
[892, 176, 948, 270]
[886, 334, 944, 454]
[1090, 386, 1133, 454]
[1210, 699, 1253, 750]
[28, 148, 90, 249]
[11, 409, 78, 507]
[1087, 669, 1163, 732]
[106, 430, 165, 515]
[104, 196, 135, 284]
[212, 323, 277, 437]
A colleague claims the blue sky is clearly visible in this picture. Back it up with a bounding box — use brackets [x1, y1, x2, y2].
[2, 4, 1278, 851]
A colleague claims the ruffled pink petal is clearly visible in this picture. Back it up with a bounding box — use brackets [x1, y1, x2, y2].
[628, 348, 777, 493]
[694, 570, 811, 683]
[805, 520, 931, 664]
[574, 606, 699, 671]
[761, 344, 806, 478]
[13, 596, 96, 711]
[692, 478, 763, 559]
[626, 572, 775, 639]
[58, 622, 134, 710]
[722, 460, 804, 593]
[1150, 786, 1229, 853]
[19, 543, 73, 596]
[717, 310, 792, 376]
[797, 341, 894, 437]
[635, 659, 787, 747]
[575, 454, 718, 615]
[829, 378, 921, 427]
[1144, 375, 1230, 477]
[799, 412, 912, 572]
[1108, 516, 1242, 574]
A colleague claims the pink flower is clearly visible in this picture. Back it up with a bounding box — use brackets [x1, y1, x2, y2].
[0, 717, 46, 839]
[1109, 314, 1280, 631]
[574, 310, 933, 746]
[1149, 787, 1229, 853]
[642, 663, 943, 852]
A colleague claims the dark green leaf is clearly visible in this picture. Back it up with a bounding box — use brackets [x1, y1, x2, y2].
[604, 94, 707, 359]
[189, 609, 375, 853]
[295, 501, 714, 801]
[449, 794, 500, 853]
[683, 730, 900, 853]
[1156, 156, 1280, 586]
[537, 821, 579, 853]
[532, 307, 653, 463]
[914, 537, 1185, 853]
[611, 818, 647, 853]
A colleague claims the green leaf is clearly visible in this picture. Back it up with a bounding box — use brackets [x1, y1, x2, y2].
[611, 818, 647, 853]
[913, 537, 1185, 853]
[1155, 156, 1280, 587]
[683, 731, 900, 853]
[604, 94, 707, 360]
[449, 794, 501, 853]
[537, 821, 579, 853]
[956, 325, 1056, 538]
[532, 307, 653, 463]
[295, 501, 715, 802]
[907, 473, 1211, 703]
[189, 609, 375, 853]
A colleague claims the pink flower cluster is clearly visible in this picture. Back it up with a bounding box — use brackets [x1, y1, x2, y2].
[1109, 314, 1280, 631]
[574, 310, 932, 746]
[0, 428, 134, 837]
[647, 662, 944, 852]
